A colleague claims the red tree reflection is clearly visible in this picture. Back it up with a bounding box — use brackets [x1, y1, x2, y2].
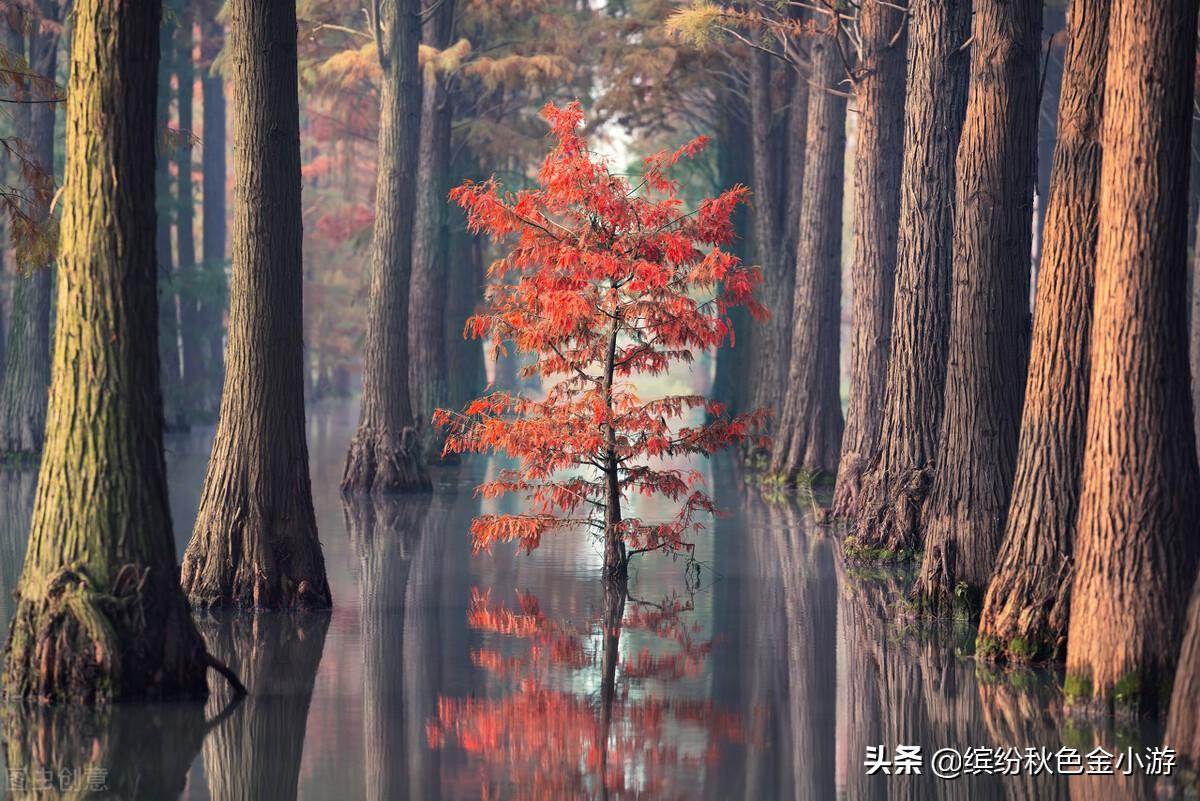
[427, 581, 752, 801]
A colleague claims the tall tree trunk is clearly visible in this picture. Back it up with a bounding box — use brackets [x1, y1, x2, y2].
[0, 3, 59, 458]
[913, 0, 1042, 616]
[1069, 0, 1200, 715]
[831, 0, 908, 516]
[770, 20, 848, 480]
[175, 3, 206, 424]
[181, 0, 331, 610]
[199, 0, 228, 420]
[1, 0, 212, 702]
[746, 48, 795, 437]
[408, 0, 456, 460]
[157, 14, 186, 432]
[976, 0, 1109, 664]
[342, 0, 430, 493]
[848, 0, 970, 559]
[444, 206, 486, 412]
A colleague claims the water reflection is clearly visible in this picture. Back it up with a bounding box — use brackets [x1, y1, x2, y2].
[0, 402, 1184, 799]
[197, 611, 329, 801]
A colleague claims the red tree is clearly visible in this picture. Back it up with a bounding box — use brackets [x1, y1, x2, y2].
[436, 101, 765, 580]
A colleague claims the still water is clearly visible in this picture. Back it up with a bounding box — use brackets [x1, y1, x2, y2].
[0, 399, 1180, 800]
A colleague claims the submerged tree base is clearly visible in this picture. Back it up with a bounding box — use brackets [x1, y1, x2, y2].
[341, 425, 431, 494]
[976, 558, 1072, 665]
[3, 564, 210, 703]
[831, 453, 868, 520]
[847, 463, 932, 562]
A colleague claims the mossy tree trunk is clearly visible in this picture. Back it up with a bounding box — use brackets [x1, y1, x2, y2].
[912, 0, 1042, 616]
[1068, 0, 1200, 715]
[770, 19, 848, 481]
[831, 0, 907, 517]
[2, 0, 212, 703]
[342, 0, 431, 493]
[849, 0, 970, 558]
[976, 0, 1109, 664]
[181, 0, 332, 610]
[0, 0, 61, 459]
[408, 0, 456, 461]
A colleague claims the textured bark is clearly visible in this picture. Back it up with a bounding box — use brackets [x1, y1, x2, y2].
[2, 0, 212, 702]
[976, 0, 1108, 663]
[746, 48, 801, 433]
[181, 0, 331, 610]
[849, 0, 969, 557]
[343, 0, 430, 493]
[0, 4, 59, 458]
[913, 0, 1041, 616]
[408, 0, 456, 459]
[1068, 0, 1200, 715]
[770, 22, 848, 480]
[199, 612, 329, 801]
[1192, 206, 1200, 456]
[199, 0, 228, 417]
[831, 0, 907, 516]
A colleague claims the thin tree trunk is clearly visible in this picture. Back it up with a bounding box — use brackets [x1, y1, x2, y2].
[181, 0, 331, 610]
[342, 0, 430, 493]
[913, 0, 1042, 616]
[1069, 0, 1200, 715]
[831, 0, 907, 516]
[175, 2, 206, 425]
[157, 14, 186, 432]
[199, 0, 228, 419]
[408, 0, 456, 460]
[770, 20, 848, 480]
[849, 0, 970, 560]
[0, 3, 59, 458]
[976, 0, 1109, 664]
[1, 0, 212, 702]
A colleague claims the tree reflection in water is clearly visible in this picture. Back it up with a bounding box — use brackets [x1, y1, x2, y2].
[426, 574, 750, 801]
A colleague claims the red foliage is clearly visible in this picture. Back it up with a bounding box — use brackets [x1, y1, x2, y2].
[436, 101, 767, 560]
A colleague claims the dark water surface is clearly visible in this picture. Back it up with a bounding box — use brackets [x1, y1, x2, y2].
[0, 399, 1179, 800]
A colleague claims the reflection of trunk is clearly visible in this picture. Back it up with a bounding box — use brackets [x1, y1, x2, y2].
[850, 0, 969, 556]
[1067, 0, 1200, 714]
[770, 21, 848, 480]
[344, 494, 442, 801]
[977, 0, 1108, 663]
[199, 612, 330, 801]
[408, 0, 456, 458]
[182, 0, 331, 610]
[2, 0, 212, 703]
[914, 0, 1041, 615]
[342, 0, 430, 493]
[978, 680, 1067, 801]
[832, 0, 907, 517]
[0, 3, 58, 457]
[1, 702, 207, 800]
[597, 575, 627, 797]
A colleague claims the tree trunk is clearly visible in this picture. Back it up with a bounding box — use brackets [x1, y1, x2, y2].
[976, 0, 1108, 664]
[199, 0, 228, 421]
[746, 47, 797, 437]
[831, 0, 907, 516]
[181, 0, 331, 610]
[445, 216, 486, 412]
[848, 0, 970, 559]
[199, 612, 329, 801]
[157, 15, 187, 432]
[408, 0, 456, 460]
[342, 0, 430, 493]
[1068, 0, 1200, 715]
[770, 20, 848, 480]
[1, 0, 212, 702]
[175, 2, 207, 426]
[0, 4, 58, 458]
[913, 0, 1042, 616]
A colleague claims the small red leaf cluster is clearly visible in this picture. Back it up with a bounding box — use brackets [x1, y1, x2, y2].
[435, 101, 768, 560]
